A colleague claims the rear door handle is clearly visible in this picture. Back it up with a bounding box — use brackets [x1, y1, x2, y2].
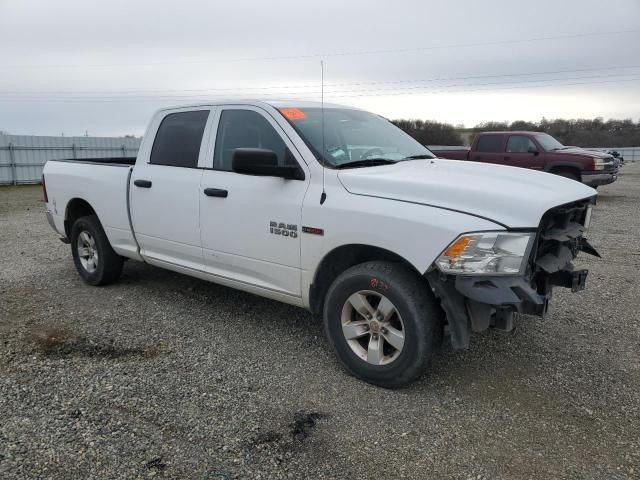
[134, 179, 152, 188]
[203, 188, 228, 198]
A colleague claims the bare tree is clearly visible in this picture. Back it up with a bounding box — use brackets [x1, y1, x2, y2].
[392, 119, 463, 146]
[470, 118, 640, 147]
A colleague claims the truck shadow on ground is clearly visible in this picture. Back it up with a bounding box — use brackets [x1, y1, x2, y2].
[117, 259, 323, 331]
[109, 259, 567, 391]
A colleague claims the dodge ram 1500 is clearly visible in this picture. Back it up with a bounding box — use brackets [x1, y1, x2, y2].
[43, 101, 599, 387]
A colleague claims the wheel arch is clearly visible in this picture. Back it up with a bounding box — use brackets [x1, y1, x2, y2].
[546, 161, 584, 177]
[64, 198, 97, 238]
[308, 244, 424, 316]
[548, 164, 582, 182]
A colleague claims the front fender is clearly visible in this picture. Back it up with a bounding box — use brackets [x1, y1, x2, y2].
[300, 185, 503, 308]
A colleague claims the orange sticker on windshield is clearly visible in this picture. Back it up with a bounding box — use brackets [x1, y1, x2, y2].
[279, 108, 307, 121]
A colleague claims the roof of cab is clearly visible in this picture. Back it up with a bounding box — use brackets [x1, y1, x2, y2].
[155, 99, 360, 112]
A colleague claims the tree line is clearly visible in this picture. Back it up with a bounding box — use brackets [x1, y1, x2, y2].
[392, 118, 640, 147]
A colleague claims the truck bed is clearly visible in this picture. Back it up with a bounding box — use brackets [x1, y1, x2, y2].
[49, 157, 137, 166]
[429, 147, 470, 160]
[43, 158, 139, 259]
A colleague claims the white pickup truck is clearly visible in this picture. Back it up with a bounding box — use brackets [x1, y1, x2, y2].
[43, 100, 599, 387]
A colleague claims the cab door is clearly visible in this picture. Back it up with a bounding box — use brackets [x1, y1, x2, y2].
[199, 106, 309, 297]
[470, 134, 506, 164]
[504, 135, 546, 170]
[130, 107, 214, 270]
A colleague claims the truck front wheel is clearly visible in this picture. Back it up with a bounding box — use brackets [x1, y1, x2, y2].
[70, 215, 123, 286]
[323, 261, 444, 388]
[553, 169, 580, 182]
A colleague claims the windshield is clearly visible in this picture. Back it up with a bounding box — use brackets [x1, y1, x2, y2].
[534, 133, 565, 151]
[279, 107, 435, 168]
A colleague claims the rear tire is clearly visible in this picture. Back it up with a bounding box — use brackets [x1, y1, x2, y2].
[323, 261, 444, 388]
[70, 215, 123, 286]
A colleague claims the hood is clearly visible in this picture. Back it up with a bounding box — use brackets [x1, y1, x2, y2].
[337, 159, 596, 228]
[553, 147, 612, 159]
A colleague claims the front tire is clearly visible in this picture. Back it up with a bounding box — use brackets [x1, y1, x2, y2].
[554, 170, 580, 182]
[323, 261, 444, 388]
[71, 215, 123, 286]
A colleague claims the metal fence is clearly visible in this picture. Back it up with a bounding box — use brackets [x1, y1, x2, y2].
[585, 147, 640, 162]
[1, 135, 637, 186]
[0, 135, 141, 185]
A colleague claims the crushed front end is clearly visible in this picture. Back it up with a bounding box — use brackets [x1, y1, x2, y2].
[426, 197, 599, 349]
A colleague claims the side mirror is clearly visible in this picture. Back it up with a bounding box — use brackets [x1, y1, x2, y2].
[528, 147, 539, 156]
[232, 148, 303, 180]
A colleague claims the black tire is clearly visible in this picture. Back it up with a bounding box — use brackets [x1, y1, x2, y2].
[323, 261, 444, 388]
[70, 215, 123, 286]
[554, 170, 580, 182]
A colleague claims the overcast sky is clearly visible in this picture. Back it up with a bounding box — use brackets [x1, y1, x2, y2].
[1, 0, 639, 136]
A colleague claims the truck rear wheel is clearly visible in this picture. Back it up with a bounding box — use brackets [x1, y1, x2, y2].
[70, 215, 123, 286]
[323, 261, 444, 388]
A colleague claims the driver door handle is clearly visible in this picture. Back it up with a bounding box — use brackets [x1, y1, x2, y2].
[134, 179, 152, 188]
[204, 188, 228, 198]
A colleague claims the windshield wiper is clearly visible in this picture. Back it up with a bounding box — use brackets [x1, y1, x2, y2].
[334, 158, 398, 169]
[402, 154, 436, 160]
[550, 146, 570, 151]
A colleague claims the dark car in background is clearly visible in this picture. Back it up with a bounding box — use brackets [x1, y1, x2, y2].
[430, 131, 619, 187]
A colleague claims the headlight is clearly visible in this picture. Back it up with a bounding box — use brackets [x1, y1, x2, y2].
[592, 157, 613, 171]
[436, 232, 534, 275]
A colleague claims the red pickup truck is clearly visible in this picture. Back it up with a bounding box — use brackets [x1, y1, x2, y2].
[430, 131, 619, 187]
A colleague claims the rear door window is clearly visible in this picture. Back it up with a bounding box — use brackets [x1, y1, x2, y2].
[476, 135, 504, 152]
[150, 110, 210, 168]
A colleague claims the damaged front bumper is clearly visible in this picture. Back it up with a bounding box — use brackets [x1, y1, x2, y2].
[426, 198, 599, 349]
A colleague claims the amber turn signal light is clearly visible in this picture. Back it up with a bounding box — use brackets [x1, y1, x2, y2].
[442, 235, 472, 258]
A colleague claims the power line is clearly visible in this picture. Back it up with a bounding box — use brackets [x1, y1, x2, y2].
[306, 65, 640, 90]
[327, 72, 640, 96]
[1, 76, 638, 103]
[332, 77, 640, 99]
[1, 64, 639, 96]
[3, 72, 639, 99]
[0, 29, 637, 69]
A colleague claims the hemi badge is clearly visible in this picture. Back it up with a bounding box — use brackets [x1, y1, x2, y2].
[302, 226, 324, 236]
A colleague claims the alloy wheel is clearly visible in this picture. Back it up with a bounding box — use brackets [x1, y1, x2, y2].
[340, 290, 405, 365]
[77, 231, 99, 273]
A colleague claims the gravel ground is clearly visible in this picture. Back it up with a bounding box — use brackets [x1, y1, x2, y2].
[1, 165, 639, 480]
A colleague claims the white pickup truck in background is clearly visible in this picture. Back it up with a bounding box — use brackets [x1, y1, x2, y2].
[43, 100, 599, 387]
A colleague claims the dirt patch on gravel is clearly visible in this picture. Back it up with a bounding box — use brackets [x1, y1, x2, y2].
[28, 324, 161, 359]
